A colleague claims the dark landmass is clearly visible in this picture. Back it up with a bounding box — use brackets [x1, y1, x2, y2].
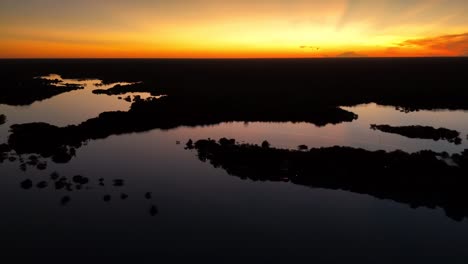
[1, 58, 468, 111]
[371, 124, 462, 144]
[0, 74, 83, 105]
[92, 82, 155, 95]
[1, 95, 357, 163]
[188, 138, 468, 222]
[0, 114, 5, 125]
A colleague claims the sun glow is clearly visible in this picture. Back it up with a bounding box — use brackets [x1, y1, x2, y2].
[1, 0, 467, 58]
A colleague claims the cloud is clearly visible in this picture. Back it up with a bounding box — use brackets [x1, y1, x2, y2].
[336, 51, 367, 57]
[335, 0, 467, 33]
[399, 32, 468, 56]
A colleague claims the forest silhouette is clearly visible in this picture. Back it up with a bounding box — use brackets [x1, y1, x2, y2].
[189, 138, 468, 222]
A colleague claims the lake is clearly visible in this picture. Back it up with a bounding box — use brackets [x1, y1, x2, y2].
[1, 71, 468, 262]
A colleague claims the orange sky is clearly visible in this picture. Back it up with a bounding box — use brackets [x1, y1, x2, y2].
[1, 0, 467, 58]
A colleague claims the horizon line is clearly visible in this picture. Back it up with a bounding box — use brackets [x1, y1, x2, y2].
[1, 56, 466, 60]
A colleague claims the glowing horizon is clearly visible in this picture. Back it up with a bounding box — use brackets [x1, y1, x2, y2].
[1, 0, 467, 58]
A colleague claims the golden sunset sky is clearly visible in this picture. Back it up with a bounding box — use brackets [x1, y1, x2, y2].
[1, 0, 467, 58]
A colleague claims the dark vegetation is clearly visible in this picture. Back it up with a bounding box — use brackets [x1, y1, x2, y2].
[92, 82, 154, 95]
[0, 114, 5, 125]
[371, 124, 462, 144]
[188, 138, 468, 222]
[0, 73, 83, 105]
[297, 144, 308, 150]
[1, 58, 467, 110]
[0, 96, 357, 164]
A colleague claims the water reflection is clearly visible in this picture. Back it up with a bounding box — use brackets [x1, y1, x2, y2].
[17, 168, 158, 216]
[167, 103, 468, 154]
[0, 74, 154, 134]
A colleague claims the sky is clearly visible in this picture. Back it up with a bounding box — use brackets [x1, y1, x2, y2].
[1, 0, 467, 58]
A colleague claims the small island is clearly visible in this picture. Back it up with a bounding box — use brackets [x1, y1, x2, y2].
[370, 124, 462, 144]
[92, 82, 153, 95]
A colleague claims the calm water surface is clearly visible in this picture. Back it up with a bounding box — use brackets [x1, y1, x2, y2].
[1, 75, 468, 262]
